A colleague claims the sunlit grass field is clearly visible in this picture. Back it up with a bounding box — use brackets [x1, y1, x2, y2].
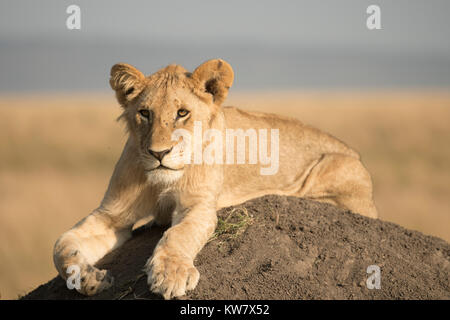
[0, 91, 449, 299]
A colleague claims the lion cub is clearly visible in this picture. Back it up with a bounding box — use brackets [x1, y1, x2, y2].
[54, 59, 377, 299]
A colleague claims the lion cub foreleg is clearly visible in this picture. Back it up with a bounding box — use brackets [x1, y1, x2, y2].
[53, 211, 132, 296]
[145, 199, 217, 299]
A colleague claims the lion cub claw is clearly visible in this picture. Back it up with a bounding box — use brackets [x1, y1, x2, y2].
[145, 249, 199, 300]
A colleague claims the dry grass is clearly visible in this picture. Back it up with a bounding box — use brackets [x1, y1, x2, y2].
[0, 91, 449, 299]
[210, 207, 254, 242]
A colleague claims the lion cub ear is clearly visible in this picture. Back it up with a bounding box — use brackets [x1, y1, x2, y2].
[192, 59, 234, 106]
[110, 63, 146, 106]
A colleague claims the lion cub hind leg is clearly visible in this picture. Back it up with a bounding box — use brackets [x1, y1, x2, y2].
[53, 212, 132, 296]
[299, 153, 378, 219]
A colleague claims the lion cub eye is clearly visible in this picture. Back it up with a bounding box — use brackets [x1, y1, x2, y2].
[139, 109, 150, 119]
[177, 109, 190, 118]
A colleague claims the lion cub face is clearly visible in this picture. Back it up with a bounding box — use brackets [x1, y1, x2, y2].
[109, 59, 234, 184]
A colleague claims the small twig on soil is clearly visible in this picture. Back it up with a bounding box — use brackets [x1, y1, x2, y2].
[133, 273, 146, 286]
[114, 273, 146, 300]
[115, 286, 133, 300]
[133, 292, 151, 300]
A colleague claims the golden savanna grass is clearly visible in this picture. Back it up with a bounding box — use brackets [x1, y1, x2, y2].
[0, 91, 449, 299]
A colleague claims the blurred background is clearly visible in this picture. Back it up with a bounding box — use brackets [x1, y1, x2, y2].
[0, 0, 449, 299]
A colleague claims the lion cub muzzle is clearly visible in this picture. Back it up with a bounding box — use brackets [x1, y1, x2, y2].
[148, 147, 173, 161]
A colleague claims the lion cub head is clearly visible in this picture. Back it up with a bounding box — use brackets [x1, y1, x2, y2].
[110, 59, 234, 184]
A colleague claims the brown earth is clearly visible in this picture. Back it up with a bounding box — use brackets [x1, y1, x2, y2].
[23, 195, 450, 300]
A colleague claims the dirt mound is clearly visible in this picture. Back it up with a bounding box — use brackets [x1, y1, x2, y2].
[24, 195, 450, 300]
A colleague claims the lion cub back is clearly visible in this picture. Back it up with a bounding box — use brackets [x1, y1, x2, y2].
[217, 106, 359, 208]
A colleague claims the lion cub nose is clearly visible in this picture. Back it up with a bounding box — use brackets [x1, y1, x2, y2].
[148, 148, 172, 161]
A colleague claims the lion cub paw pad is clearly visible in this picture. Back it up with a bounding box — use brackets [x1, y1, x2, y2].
[145, 254, 199, 300]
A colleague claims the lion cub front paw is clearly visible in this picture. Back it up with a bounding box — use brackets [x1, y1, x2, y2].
[71, 264, 114, 296]
[145, 250, 199, 299]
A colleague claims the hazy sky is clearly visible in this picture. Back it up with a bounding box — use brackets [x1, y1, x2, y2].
[1, 0, 450, 52]
[1, 1, 449, 91]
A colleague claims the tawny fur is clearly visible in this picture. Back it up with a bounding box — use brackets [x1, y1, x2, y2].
[54, 59, 378, 299]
